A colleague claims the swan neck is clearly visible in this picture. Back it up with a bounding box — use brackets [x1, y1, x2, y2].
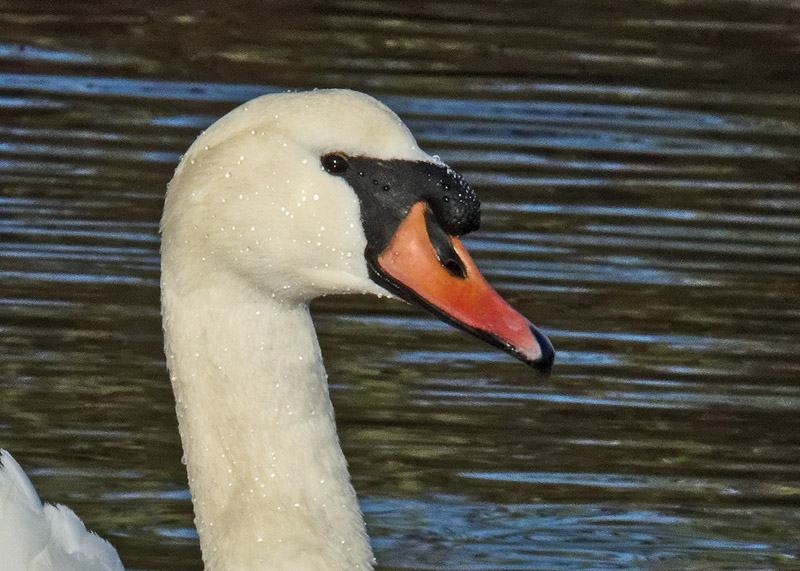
[162, 270, 373, 571]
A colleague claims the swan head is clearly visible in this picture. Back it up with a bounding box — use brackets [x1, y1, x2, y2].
[162, 89, 554, 375]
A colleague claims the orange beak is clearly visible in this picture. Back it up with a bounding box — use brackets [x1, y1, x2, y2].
[370, 202, 554, 376]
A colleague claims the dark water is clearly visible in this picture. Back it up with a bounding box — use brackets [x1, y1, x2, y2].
[1, 1, 799, 569]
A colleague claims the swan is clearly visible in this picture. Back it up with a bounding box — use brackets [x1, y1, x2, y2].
[1, 89, 554, 571]
[0, 450, 123, 571]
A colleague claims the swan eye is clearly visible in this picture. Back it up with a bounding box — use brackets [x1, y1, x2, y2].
[321, 154, 349, 174]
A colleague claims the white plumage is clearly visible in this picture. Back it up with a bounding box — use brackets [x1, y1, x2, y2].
[0, 450, 123, 571]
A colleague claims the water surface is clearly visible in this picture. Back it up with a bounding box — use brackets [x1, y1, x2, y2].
[1, 1, 799, 569]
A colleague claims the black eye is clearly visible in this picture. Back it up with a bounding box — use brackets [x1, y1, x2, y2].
[321, 154, 349, 174]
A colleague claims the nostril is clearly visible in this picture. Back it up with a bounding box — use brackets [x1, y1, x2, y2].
[443, 257, 467, 279]
[423, 208, 469, 280]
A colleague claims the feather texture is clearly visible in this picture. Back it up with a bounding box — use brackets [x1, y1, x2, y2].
[0, 450, 124, 571]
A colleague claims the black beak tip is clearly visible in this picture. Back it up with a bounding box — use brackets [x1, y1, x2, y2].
[528, 325, 555, 377]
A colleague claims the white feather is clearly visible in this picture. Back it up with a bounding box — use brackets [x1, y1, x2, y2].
[0, 450, 123, 571]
